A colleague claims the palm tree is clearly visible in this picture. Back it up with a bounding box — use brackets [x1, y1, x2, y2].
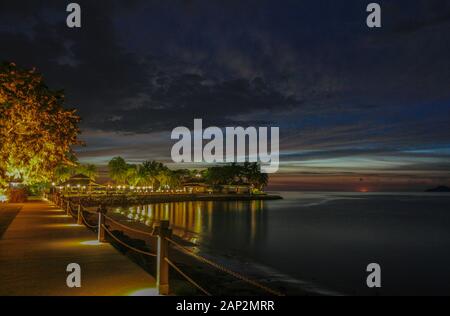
[125, 165, 140, 186]
[108, 157, 128, 185]
[156, 166, 171, 189]
[54, 164, 76, 183]
[78, 164, 98, 181]
[141, 161, 165, 188]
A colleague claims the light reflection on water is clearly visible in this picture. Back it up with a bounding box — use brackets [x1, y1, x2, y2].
[114, 192, 450, 295]
[115, 200, 266, 246]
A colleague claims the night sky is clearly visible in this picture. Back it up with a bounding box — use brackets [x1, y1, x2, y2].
[1, 0, 449, 191]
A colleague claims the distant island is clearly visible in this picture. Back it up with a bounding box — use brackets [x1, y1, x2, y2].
[425, 186, 450, 192]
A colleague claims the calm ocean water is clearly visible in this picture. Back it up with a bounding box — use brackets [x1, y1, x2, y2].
[116, 192, 450, 295]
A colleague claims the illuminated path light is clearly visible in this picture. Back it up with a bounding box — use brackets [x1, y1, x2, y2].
[80, 240, 105, 246]
[0, 200, 156, 295]
[128, 288, 160, 296]
[39, 223, 85, 229]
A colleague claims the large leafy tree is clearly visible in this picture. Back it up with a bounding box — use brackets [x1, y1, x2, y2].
[204, 163, 269, 190]
[0, 62, 81, 186]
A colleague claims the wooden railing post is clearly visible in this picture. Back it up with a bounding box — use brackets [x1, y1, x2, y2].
[77, 205, 83, 225]
[66, 201, 70, 216]
[155, 220, 172, 295]
[98, 205, 106, 242]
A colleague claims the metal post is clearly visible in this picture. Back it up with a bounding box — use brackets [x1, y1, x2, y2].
[155, 220, 172, 295]
[77, 205, 83, 225]
[98, 208, 106, 242]
[66, 201, 70, 216]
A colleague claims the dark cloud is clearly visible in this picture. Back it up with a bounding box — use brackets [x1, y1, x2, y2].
[1, 0, 449, 134]
[1, 0, 449, 189]
[98, 75, 297, 132]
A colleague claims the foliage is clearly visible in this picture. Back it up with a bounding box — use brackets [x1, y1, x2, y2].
[7, 188, 28, 203]
[53, 163, 98, 183]
[0, 62, 81, 186]
[108, 157, 128, 184]
[107, 157, 269, 191]
[204, 162, 268, 190]
[77, 164, 98, 180]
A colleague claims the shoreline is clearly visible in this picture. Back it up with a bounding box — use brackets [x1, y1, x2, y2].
[99, 210, 318, 296]
[66, 193, 283, 207]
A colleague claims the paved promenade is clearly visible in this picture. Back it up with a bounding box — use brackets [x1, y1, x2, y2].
[0, 200, 156, 296]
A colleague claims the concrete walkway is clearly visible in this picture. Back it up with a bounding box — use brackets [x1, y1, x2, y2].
[0, 200, 156, 296]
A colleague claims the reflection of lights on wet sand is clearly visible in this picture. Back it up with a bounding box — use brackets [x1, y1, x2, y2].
[128, 288, 159, 296]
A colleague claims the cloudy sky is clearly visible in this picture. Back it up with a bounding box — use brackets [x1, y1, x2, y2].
[1, 0, 450, 191]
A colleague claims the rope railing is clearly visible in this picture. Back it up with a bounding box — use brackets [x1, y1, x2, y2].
[164, 257, 212, 296]
[68, 202, 78, 218]
[166, 237, 284, 296]
[103, 214, 156, 238]
[47, 193, 284, 296]
[59, 197, 94, 230]
[102, 224, 157, 257]
[80, 209, 98, 229]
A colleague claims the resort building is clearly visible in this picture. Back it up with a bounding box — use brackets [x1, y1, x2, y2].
[59, 174, 105, 194]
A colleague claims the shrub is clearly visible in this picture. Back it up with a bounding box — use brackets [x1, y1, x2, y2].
[7, 188, 28, 203]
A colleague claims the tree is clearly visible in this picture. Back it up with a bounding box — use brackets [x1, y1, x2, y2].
[77, 164, 98, 181]
[108, 157, 128, 185]
[141, 161, 165, 187]
[204, 163, 269, 191]
[242, 162, 268, 190]
[54, 164, 76, 183]
[125, 165, 138, 186]
[0, 62, 81, 186]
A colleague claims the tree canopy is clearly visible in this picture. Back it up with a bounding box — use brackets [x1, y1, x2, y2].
[107, 157, 269, 191]
[204, 162, 268, 190]
[0, 62, 81, 186]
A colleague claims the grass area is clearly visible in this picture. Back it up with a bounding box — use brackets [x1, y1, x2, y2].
[0, 205, 22, 238]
